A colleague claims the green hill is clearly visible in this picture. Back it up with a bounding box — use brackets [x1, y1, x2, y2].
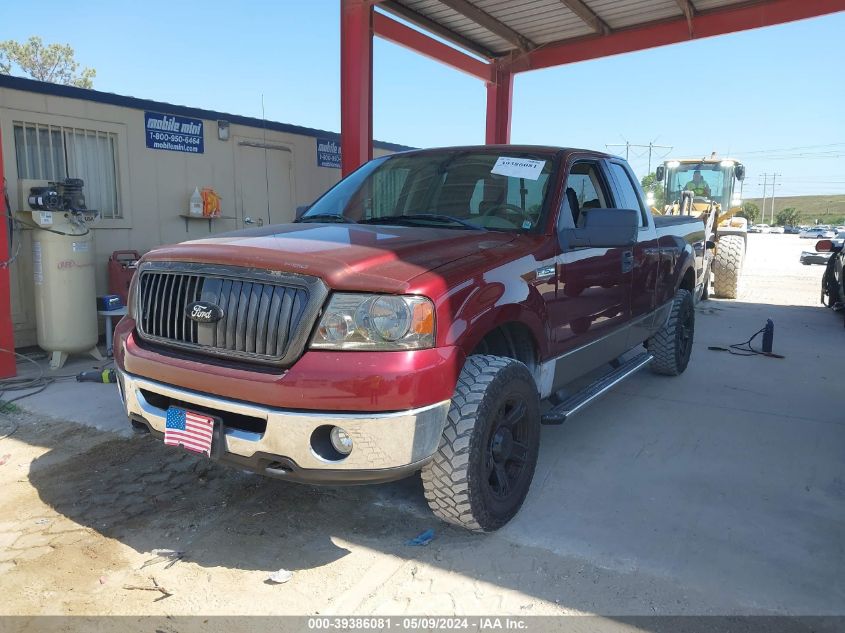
[744, 194, 845, 225]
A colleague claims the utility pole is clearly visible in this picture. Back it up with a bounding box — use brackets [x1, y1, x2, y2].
[605, 141, 672, 173]
[758, 173, 782, 224]
[769, 173, 781, 224]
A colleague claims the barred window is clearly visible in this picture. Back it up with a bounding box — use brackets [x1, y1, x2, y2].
[13, 121, 121, 219]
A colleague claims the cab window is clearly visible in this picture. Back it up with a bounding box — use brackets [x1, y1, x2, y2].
[609, 162, 646, 226]
[560, 162, 610, 228]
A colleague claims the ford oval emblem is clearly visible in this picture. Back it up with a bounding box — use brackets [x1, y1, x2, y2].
[185, 301, 224, 323]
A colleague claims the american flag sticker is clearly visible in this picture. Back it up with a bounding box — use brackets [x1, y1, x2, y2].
[164, 407, 214, 457]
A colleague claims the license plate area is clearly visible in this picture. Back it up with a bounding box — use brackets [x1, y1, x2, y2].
[143, 389, 267, 437]
[164, 406, 220, 457]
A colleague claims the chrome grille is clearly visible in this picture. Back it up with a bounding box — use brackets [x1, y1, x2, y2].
[136, 263, 327, 366]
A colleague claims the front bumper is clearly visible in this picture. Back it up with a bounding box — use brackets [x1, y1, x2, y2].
[119, 371, 450, 484]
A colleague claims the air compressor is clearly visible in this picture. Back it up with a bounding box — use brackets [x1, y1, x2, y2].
[22, 179, 101, 369]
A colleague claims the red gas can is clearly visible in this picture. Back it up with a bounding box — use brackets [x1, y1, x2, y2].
[108, 250, 140, 305]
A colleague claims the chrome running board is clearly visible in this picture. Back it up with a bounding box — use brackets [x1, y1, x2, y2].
[541, 352, 653, 425]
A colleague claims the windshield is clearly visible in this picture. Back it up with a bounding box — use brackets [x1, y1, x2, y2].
[300, 150, 556, 231]
[665, 162, 733, 209]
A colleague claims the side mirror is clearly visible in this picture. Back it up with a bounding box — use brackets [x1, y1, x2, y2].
[735, 163, 746, 181]
[815, 239, 834, 252]
[561, 208, 639, 249]
[655, 165, 665, 181]
[295, 205, 310, 220]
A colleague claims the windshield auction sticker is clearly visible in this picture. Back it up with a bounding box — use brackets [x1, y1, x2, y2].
[491, 157, 546, 180]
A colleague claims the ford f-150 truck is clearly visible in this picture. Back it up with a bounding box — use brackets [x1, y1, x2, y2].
[115, 146, 706, 531]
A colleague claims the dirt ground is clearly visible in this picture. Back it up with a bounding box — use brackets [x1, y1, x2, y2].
[0, 233, 842, 618]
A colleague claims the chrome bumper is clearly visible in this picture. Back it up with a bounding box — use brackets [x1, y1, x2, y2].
[119, 371, 450, 472]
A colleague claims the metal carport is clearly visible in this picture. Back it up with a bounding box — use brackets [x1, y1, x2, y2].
[340, 0, 845, 174]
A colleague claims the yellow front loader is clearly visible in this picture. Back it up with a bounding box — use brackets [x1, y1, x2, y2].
[653, 155, 748, 299]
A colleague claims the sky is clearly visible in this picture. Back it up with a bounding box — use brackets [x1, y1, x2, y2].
[2, 1, 844, 197]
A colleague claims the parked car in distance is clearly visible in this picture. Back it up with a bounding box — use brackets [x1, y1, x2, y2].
[769, 226, 785, 234]
[114, 145, 707, 531]
[757, 223, 771, 233]
[783, 225, 801, 234]
[802, 227, 835, 239]
[748, 224, 762, 233]
[802, 231, 845, 266]
[800, 249, 833, 265]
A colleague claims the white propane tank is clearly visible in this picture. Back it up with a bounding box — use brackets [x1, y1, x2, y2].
[31, 211, 101, 369]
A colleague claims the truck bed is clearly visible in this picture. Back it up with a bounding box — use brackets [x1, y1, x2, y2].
[653, 215, 702, 228]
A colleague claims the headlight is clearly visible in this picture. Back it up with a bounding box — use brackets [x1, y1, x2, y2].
[310, 293, 435, 350]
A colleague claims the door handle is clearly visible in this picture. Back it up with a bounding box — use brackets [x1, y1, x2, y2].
[622, 250, 634, 273]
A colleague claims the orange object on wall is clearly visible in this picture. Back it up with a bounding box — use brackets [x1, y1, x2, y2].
[201, 188, 222, 217]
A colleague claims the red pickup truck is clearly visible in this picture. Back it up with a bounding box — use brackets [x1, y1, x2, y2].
[115, 146, 705, 531]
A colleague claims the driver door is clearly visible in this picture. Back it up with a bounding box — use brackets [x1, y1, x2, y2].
[548, 159, 632, 376]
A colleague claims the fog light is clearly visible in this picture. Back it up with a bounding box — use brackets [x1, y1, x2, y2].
[330, 427, 353, 455]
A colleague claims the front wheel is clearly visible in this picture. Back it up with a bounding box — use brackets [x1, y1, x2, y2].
[648, 289, 695, 376]
[713, 234, 745, 298]
[421, 356, 540, 532]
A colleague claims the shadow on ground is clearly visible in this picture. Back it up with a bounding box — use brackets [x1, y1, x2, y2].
[7, 299, 845, 617]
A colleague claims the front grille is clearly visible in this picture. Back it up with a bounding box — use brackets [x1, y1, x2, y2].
[136, 262, 328, 366]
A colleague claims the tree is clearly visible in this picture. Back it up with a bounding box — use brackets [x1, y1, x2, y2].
[640, 172, 665, 208]
[0, 36, 95, 88]
[737, 201, 759, 224]
[775, 207, 801, 227]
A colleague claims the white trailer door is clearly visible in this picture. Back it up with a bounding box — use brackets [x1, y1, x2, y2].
[236, 142, 294, 227]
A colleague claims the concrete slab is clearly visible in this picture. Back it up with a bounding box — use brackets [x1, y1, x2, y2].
[4, 353, 128, 436]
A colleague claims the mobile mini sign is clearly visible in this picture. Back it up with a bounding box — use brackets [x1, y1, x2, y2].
[316, 138, 341, 168]
[145, 111, 204, 154]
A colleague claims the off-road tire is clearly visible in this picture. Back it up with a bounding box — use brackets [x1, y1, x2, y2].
[648, 289, 694, 376]
[713, 234, 745, 298]
[421, 355, 540, 532]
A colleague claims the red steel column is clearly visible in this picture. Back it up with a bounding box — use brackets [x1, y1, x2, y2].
[485, 61, 513, 145]
[341, 0, 374, 176]
[0, 126, 17, 378]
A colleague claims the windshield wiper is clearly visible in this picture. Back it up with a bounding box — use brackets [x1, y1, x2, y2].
[295, 213, 355, 224]
[361, 214, 481, 230]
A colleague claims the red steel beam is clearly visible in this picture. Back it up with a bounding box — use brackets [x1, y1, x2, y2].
[373, 11, 493, 81]
[516, 0, 845, 72]
[485, 62, 513, 144]
[0, 126, 17, 378]
[341, 0, 374, 175]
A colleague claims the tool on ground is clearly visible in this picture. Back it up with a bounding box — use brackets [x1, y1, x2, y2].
[76, 369, 117, 383]
[708, 319, 783, 358]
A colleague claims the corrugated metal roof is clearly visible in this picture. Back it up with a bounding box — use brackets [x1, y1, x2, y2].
[385, 0, 757, 57]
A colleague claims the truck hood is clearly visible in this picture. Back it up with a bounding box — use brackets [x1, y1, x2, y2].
[144, 223, 517, 292]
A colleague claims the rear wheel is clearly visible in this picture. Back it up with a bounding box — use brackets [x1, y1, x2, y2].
[421, 356, 540, 532]
[713, 234, 745, 298]
[648, 289, 694, 376]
